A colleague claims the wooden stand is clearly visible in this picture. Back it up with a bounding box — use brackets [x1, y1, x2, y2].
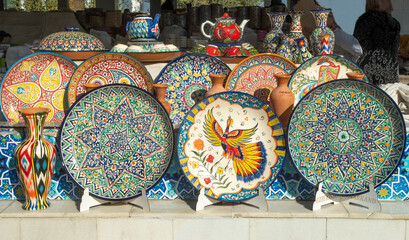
[196, 187, 268, 211]
[313, 182, 381, 212]
[80, 188, 150, 212]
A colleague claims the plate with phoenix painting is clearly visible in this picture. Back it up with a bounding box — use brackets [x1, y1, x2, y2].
[177, 91, 286, 201]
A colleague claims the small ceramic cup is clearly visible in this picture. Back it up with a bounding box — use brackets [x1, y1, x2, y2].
[191, 44, 206, 54]
[206, 44, 221, 56]
[151, 43, 169, 53]
[111, 43, 128, 52]
[125, 45, 146, 53]
[166, 44, 179, 52]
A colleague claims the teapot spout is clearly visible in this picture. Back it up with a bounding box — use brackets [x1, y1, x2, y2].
[239, 19, 249, 31]
[153, 14, 161, 26]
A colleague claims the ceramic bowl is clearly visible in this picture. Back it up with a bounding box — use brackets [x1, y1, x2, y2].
[151, 43, 169, 53]
[37, 27, 105, 52]
[125, 45, 147, 53]
[111, 44, 128, 52]
[166, 44, 179, 52]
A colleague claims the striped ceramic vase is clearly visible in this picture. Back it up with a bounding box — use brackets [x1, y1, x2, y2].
[14, 108, 56, 210]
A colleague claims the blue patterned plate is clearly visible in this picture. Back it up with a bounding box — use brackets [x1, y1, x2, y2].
[154, 53, 231, 126]
[289, 54, 368, 106]
[59, 84, 174, 200]
[287, 79, 406, 196]
[178, 91, 286, 201]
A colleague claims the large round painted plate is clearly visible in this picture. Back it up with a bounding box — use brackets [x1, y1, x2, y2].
[225, 53, 297, 102]
[287, 79, 406, 196]
[154, 53, 231, 126]
[289, 54, 368, 106]
[178, 91, 286, 201]
[67, 52, 153, 107]
[0, 52, 77, 122]
[59, 84, 174, 200]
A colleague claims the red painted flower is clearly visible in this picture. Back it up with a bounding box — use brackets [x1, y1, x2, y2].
[204, 177, 211, 184]
[206, 155, 214, 163]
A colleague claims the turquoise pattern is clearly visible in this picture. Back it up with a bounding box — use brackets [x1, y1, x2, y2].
[287, 80, 406, 195]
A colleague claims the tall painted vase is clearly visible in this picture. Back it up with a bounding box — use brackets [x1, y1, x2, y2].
[263, 12, 287, 53]
[310, 9, 335, 56]
[288, 11, 307, 63]
[14, 108, 56, 210]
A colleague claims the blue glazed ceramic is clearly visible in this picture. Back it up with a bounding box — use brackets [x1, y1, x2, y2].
[154, 53, 231, 126]
[127, 14, 161, 40]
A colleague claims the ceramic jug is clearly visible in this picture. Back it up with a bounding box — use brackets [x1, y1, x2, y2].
[201, 13, 249, 44]
[126, 14, 161, 40]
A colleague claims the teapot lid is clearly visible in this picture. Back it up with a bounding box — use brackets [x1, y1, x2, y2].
[217, 12, 234, 20]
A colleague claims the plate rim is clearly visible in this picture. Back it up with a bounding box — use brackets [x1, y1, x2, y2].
[66, 52, 154, 107]
[225, 52, 298, 92]
[286, 78, 406, 196]
[59, 83, 175, 201]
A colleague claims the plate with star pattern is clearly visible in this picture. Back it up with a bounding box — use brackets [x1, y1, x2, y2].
[59, 84, 174, 200]
[287, 79, 406, 196]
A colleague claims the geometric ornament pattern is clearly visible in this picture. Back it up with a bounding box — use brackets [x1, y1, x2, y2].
[287, 80, 406, 195]
[59, 84, 174, 200]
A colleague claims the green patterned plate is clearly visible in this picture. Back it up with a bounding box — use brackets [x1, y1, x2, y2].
[59, 84, 174, 200]
[287, 79, 405, 196]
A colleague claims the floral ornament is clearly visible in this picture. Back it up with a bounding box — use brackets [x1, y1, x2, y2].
[194, 139, 204, 151]
[206, 155, 214, 163]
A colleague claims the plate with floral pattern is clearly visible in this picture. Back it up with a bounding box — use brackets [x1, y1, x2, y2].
[0, 52, 77, 122]
[225, 53, 297, 103]
[177, 91, 286, 201]
[287, 79, 405, 196]
[289, 54, 368, 106]
[154, 53, 231, 126]
[59, 84, 174, 200]
[67, 52, 153, 106]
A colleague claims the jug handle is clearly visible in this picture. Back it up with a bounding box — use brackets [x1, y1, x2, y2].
[201, 20, 214, 39]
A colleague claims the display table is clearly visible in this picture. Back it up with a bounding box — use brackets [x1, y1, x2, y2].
[0, 199, 408, 239]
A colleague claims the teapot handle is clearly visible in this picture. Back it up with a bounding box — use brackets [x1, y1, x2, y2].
[201, 20, 215, 39]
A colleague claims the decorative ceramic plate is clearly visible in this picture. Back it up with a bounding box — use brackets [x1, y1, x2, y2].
[154, 53, 231, 126]
[287, 79, 405, 196]
[67, 52, 153, 106]
[289, 54, 368, 106]
[225, 53, 297, 102]
[125, 51, 186, 63]
[178, 91, 286, 201]
[0, 52, 77, 122]
[59, 84, 174, 200]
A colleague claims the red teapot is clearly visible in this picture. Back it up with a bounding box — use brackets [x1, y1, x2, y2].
[201, 13, 249, 44]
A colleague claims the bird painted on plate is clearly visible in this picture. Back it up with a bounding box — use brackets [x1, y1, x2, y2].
[317, 58, 340, 84]
[203, 108, 267, 183]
